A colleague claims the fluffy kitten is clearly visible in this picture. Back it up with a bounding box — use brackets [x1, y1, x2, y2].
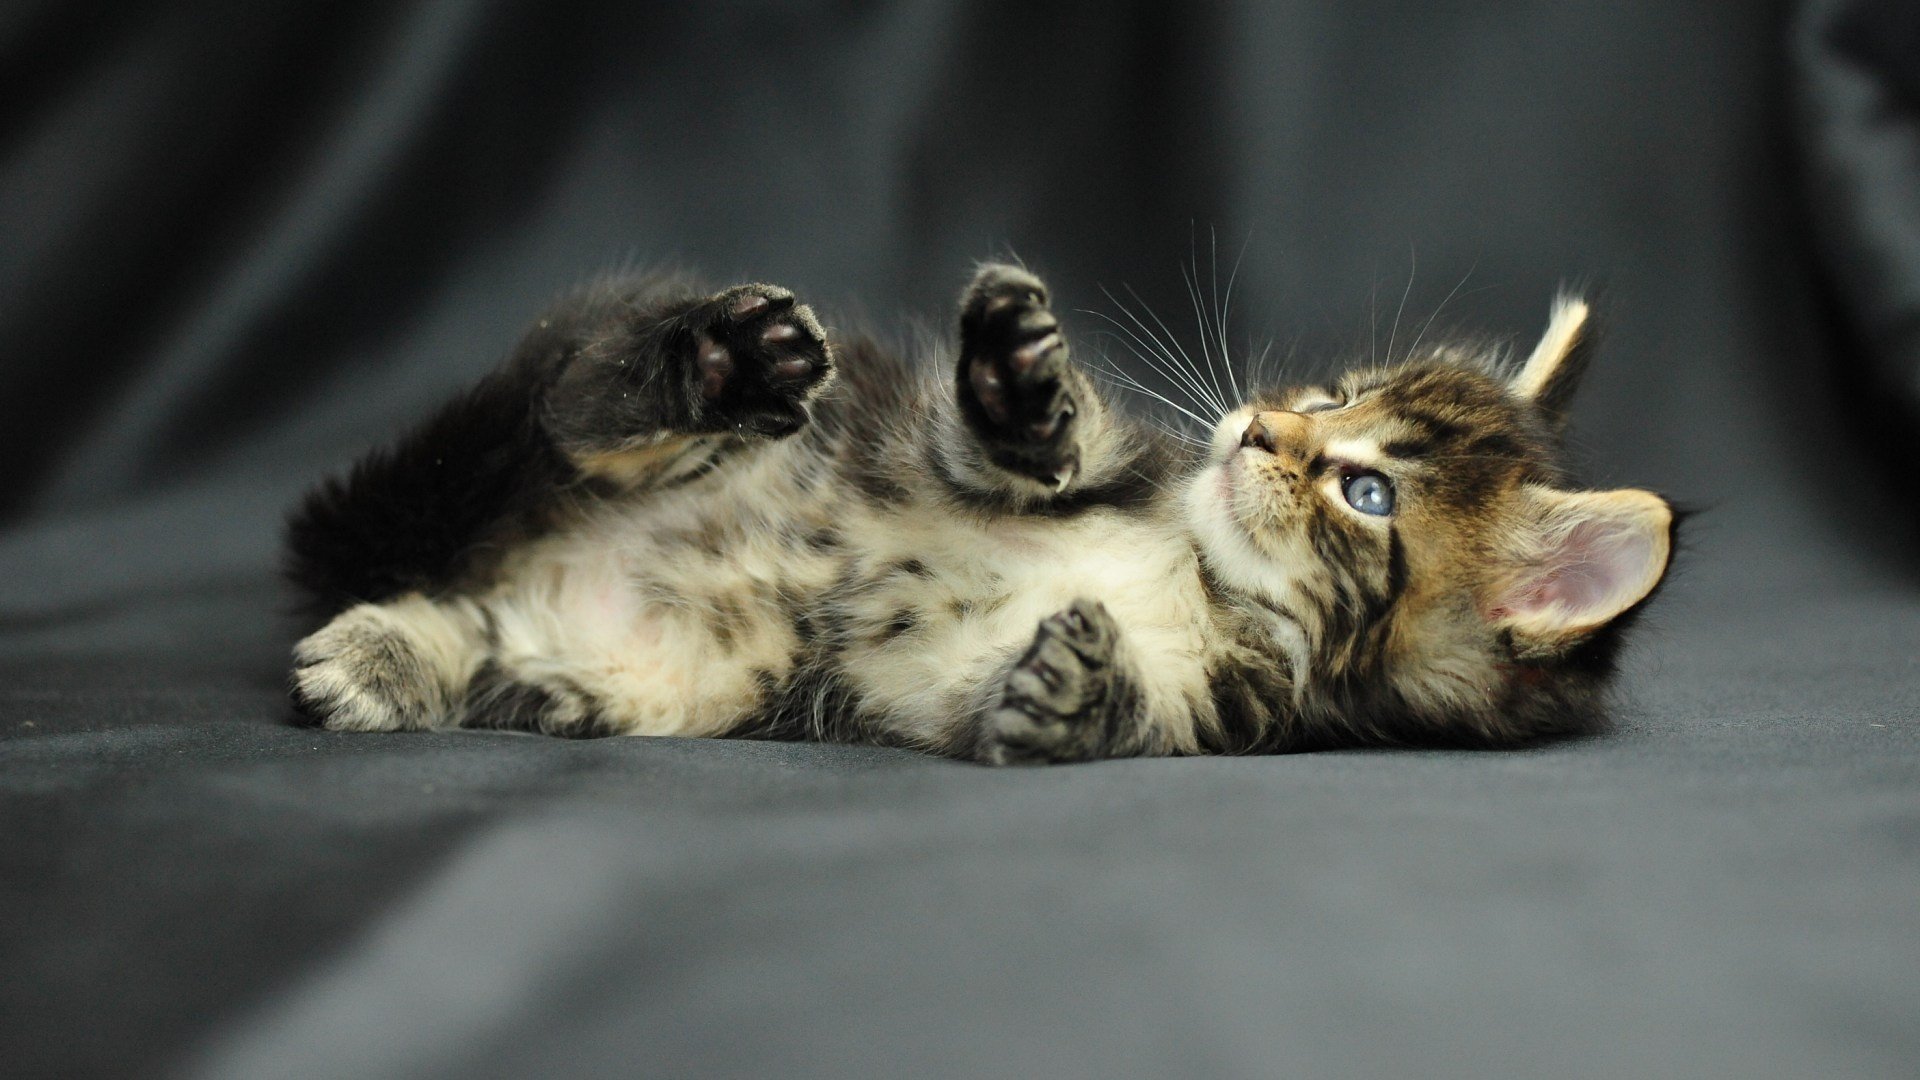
[285, 263, 1675, 763]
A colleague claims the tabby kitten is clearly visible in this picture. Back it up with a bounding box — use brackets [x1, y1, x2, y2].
[286, 263, 1675, 763]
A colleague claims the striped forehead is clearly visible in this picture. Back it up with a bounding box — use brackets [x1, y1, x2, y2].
[1346, 367, 1523, 450]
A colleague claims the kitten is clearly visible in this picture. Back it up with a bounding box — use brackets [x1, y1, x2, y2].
[285, 263, 1675, 764]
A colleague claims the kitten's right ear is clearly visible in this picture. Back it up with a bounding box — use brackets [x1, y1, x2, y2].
[1510, 294, 1594, 424]
[1485, 485, 1674, 659]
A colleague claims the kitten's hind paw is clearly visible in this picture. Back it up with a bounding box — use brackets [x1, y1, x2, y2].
[289, 601, 464, 732]
[979, 599, 1134, 765]
[688, 284, 833, 438]
[956, 265, 1081, 489]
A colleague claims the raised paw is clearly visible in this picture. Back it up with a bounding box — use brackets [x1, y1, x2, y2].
[979, 599, 1133, 766]
[686, 283, 833, 438]
[956, 264, 1080, 489]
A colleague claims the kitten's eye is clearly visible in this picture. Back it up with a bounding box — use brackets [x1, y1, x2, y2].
[1300, 398, 1341, 414]
[1341, 471, 1395, 516]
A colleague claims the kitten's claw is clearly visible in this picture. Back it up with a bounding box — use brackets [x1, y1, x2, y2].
[727, 291, 772, 319]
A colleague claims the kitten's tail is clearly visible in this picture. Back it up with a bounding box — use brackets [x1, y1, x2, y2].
[283, 365, 566, 618]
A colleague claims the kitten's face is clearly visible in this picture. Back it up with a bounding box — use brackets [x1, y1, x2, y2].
[1182, 300, 1674, 743]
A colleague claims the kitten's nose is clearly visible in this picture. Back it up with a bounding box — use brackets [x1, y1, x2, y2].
[1241, 411, 1309, 455]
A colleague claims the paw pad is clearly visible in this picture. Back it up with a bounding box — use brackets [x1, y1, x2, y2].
[689, 284, 831, 435]
[957, 264, 1079, 481]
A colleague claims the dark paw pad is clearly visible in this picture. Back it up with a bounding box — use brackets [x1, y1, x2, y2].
[691, 284, 831, 438]
[958, 265, 1079, 486]
[981, 599, 1126, 765]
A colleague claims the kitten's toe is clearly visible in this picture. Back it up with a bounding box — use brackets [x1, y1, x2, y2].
[980, 599, 1124, 765]
[957, 265, 1079, 484]
[693, 283, 832, 437]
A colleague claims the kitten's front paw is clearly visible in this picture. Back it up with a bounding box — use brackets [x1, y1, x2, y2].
[687, 284, 833, 438]
[957, 265, 1080, 489]
[980, 599, 1127, 765]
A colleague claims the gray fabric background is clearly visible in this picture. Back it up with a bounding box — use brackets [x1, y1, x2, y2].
[2, 1, 1916, 1077]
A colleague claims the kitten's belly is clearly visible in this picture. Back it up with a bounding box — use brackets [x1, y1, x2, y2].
[485, 453, 841, 737]
[836, 508, 1214, 742]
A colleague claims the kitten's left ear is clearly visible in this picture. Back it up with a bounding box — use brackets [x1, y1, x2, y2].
[1486, 485, 1674, 658]
[1510, 294, 1594, 424]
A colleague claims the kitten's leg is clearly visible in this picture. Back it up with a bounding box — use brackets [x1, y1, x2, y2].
[291, 595, 485, 731]
[973, 599, 1152, 765]
[944, 264, 1139, 506]
[285, 277, 832, 612]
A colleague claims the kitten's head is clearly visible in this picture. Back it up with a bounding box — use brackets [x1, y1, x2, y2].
[1185, 297, 1674, 746]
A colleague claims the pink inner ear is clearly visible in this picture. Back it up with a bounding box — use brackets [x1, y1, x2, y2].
[1497, 517, 1659, 627]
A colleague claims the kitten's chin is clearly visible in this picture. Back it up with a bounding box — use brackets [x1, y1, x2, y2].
[1182, 460, 1295, 607]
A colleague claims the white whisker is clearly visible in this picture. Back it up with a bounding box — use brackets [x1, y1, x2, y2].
[1089, 358, 1219, 431]
[1183, 229, 1230, 410]
[1081, 309, 1226, 418]
[1127, 282, 1232, 412]
[1404, 260, 1477, 366]
[1215, 228, 1250, 402]
[1386, 245, 1415, 365]
[1086, 294, 1230, 415]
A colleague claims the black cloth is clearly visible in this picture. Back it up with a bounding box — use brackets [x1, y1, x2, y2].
[3, 2, 1917, 1077]
[1794, 0, 1920, 481]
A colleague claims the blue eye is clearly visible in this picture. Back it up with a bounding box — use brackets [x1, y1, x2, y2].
[1342, 472, 1395, 516]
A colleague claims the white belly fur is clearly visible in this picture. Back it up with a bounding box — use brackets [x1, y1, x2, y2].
[481, 443, 837, 737]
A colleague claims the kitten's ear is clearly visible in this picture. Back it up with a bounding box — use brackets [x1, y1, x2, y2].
[1510, 294, 1594, 423]
[1486, 486, 1674, 656]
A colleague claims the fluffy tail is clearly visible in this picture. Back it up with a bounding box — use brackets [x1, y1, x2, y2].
[283, 366, 567, 617]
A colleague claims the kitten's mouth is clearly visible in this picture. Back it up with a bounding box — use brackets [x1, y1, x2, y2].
[1218, 450, 1296, 536]
[1216, 455, 1261, 533]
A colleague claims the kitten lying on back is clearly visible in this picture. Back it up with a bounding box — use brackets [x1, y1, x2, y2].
[286, 263, 1674, 764]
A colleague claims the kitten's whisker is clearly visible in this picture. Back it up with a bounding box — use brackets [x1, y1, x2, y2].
[1087, 297, 1230, 415]
[1215, 228, 1251, 402]
[1098, 367, 1213, 434]
[1144, 419, 1209, 449]
[1184, 229, 1229, 407]
[1083, 298, 1215, 406]
[1105, 281, 1221, 412]
[1386, 245, 1415, 365]
[1368, 273, 1380, 367]
[1180, 264, 1227, 408]
[1090, 359, 1219, 431]
[1124, 283, 1233, 412]
[1246, 335, 1278, 390]
[1082, 312, 1226, 420]
[1123, 290, 1227, 417]
[1180, 249, 1235, 411]
[1404, 260, 1476, 366]
[1080, 307, 1214, 406]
